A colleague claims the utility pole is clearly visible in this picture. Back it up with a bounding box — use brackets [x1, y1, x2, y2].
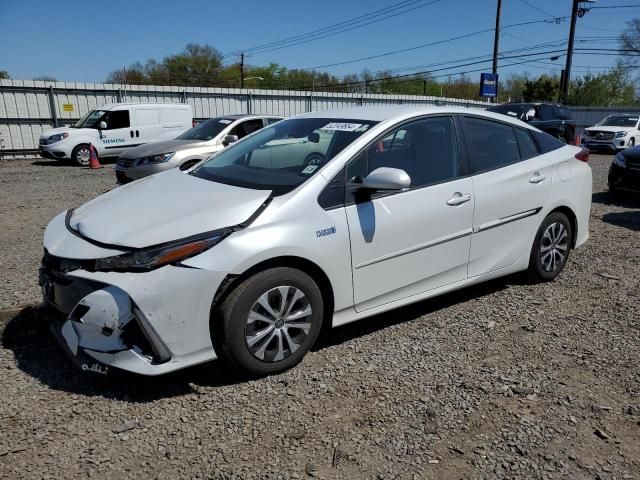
[562, 0, 580, 104]
[491, 0, 502, 103]
[240, 52, 245, 89]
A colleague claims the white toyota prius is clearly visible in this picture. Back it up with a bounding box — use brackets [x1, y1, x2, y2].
[40, 106, 592, 376]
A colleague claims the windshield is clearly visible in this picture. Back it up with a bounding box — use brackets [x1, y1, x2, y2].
[177, 117, 235, 141]
[598, 115, 638, 127]
[192, 117, 377, 195]
[73, 110, 106, 128]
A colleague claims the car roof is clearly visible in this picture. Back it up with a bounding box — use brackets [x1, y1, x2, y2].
[207, 114, 283, 120]
[100, 103, 190, 110]
[295, 105, 529, 127]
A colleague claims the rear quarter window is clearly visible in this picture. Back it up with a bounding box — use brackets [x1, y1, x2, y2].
[531, 130, 565, 153]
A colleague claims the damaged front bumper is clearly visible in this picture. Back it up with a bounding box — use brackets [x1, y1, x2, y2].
[40, 251, 227, 376]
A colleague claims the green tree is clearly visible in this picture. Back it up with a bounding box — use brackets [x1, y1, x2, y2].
[566, 64, 636, 106]
[0, 70, 10, 79]
[522, 74, 560, 102]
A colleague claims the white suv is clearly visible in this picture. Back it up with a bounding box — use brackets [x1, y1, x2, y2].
[583, 114, 640, 151]
[40, 106, 592, 377]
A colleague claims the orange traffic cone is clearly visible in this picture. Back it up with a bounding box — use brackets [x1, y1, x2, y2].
[88, 144, 101, 169]
[574, 133, 581, 146]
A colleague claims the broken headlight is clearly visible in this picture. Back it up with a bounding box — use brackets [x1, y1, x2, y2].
[94, 230, 229, 272]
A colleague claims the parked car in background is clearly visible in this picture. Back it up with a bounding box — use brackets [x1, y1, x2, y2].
[487, 102, 576, 144]
[39, 103, 193, 166]
[115, 114, 283, 183]
[40, 106, 591, 377]
[609, 145, 640, 195]
[582, 114, 640, 152]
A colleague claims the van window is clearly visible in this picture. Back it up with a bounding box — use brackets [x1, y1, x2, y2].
[105, 110, 130, 130]
[465, 117, 520, 173]
[136, 109, 160, 126]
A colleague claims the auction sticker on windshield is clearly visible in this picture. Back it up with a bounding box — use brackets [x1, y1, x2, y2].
[322, 122, 363, 131]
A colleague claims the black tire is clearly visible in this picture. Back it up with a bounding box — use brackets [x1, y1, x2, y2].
[71, 144, 92, 166]
[303, 152, 325, 167]
[179, 159, 200, 171]
[527, 212, 572, 282]
[215, 267, 324, 376]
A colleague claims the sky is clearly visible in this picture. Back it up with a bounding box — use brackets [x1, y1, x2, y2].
[0, 0, 635, 84]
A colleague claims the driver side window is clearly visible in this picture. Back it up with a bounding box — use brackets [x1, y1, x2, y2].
[104, 110, 130, 130]
[230, 119, 264, 139]
[346, 116, 459, 190]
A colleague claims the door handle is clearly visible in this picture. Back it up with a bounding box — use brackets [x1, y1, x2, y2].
[136, 130, 140, 138]
[529, 173, 546, 184]
[447, 193, 472, 206]
[130, 130, 134, 138]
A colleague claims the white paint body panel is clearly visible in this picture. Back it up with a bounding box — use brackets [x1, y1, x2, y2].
[41, 105, 592, 375]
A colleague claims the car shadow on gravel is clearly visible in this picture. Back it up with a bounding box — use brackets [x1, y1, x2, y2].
[1, 306, 247, 402]
[314, 275, 512, 351]
[592, 191, 640, 207]
[1, 276, 518, 401]
[32, 158, 117, 167]
[601, 211, 640, 232]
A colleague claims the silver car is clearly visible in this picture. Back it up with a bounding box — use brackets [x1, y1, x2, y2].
[115, 114, 282, 183]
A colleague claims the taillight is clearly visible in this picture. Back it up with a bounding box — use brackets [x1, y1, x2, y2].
[192, 119, 197, 128]
[574, 148, 589, 162]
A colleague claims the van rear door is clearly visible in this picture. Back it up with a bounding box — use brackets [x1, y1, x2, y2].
[134, 107, 162, 144]
[160, 106, 192, 140]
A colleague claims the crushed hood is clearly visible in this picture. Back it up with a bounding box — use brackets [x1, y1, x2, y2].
[119, 139, 207, 159]
[69, 169, 271, 248]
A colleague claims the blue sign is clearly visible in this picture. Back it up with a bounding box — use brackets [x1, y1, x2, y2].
[479, 73, 499, 97]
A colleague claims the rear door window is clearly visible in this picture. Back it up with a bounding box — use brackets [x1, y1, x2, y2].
[514, 128, 539, 159]
[464, 117, 520, 173]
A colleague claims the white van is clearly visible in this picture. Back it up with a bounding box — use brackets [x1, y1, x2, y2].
[38, 103, 193, 166]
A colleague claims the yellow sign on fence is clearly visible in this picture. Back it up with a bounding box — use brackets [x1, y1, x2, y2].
[62, 104, 74, 112]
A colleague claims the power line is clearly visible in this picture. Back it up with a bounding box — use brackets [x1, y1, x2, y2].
[221, 0, 443, 59]
[517, 0, 558, 19]
[296, 17, 569, 71]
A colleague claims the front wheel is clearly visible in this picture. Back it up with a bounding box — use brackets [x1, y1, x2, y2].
[71, 144, 92, 166]
[215, 267, 324, 376]
[527, 212, 572, 282]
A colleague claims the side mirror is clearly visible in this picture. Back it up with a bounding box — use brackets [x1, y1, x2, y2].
[307, 132, 320, 143]
[222, 134, 239, 146]
[350, 167, 411, 192]
[99, 121, 107, 130]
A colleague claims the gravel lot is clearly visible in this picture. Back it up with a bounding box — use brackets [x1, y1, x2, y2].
[0, 154, 639, 480]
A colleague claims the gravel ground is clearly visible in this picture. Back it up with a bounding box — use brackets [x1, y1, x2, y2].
[0, 155, 638, 480]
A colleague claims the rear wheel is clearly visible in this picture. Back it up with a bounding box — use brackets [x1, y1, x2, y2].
[527, 212, 572, 282]
[72, 144, 91, 166]
[216, 267, 324, 376]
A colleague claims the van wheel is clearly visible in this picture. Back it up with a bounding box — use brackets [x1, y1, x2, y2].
[527, 212, 572, 282]
[216, 267, 323, 376]
[72, 145, 91, 166]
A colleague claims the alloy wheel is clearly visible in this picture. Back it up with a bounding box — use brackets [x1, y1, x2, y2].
[245, 286, 312, 362]
[77, 147, 90, 165]
[540, 222, 568, 272]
